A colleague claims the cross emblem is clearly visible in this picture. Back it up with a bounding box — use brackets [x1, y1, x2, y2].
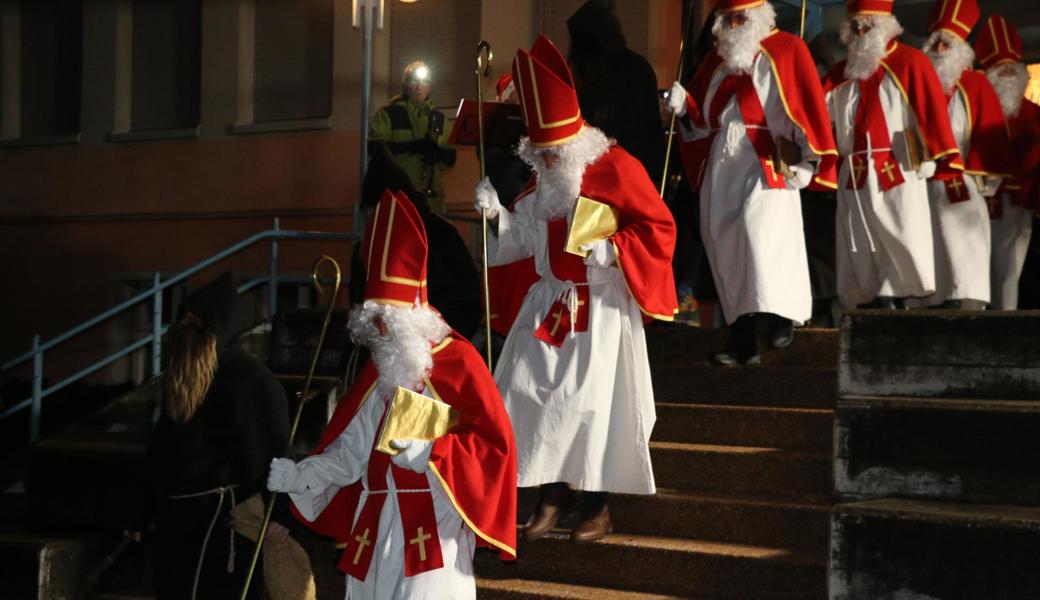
[410, 527, 432, 562]
[852, 158, 866, 182]
[352, 528, 372, 565]
[949, 177, 963, 194]
[880, 161, 897, 182]
[547, 299, 586, 337]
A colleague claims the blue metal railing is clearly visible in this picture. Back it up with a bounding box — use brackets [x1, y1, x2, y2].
[0, 217, 359, 442]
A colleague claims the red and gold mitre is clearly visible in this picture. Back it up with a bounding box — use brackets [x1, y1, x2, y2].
[512, 35, 583, 147]
[927, 0, 979, 41]
[361, 190, 428, 307]
[714, 0, 766, 14]
[973, 15, 1023, 70]
[846, 0, 893, 16]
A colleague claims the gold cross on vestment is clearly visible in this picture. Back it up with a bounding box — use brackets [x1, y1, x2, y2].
[881, 161, 898, 182]
[548, 299, 587, 337]
[852, 158, 866, 181]
[353, 528, 372, 565]
[949, 177, 963, 194]
[410, 527, 432, 562]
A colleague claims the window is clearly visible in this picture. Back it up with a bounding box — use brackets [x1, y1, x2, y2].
[253, 0, 333, 123]
[18, 0, 81, 139]
[130, 0, 201, 131]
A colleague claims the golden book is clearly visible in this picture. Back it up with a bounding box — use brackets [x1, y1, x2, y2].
[565, 196, 620, 258]
[375, 386, 458, 456]
[892, 129, 926, 172]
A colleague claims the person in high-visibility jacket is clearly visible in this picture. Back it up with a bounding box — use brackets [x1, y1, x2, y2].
[369, 61, 457, 214]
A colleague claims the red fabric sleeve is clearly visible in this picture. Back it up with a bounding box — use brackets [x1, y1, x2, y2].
[583, 148, 678, 321]
[959, 71, 1015, 178]
[882, 43, 963, 179]
[427, 335, 518, 560]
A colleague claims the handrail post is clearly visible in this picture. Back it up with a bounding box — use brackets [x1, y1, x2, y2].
[152, 272, 163, 377]
[269, 217, 279, 318]
[31, 335, 42, 443]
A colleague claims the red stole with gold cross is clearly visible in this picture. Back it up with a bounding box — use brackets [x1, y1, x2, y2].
[534, 218, 592, 347]
[848, 69, 905, 192]
[339, 409, 444, 578]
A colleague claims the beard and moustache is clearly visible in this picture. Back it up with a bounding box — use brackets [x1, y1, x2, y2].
[163, 314, 218, 423]
[987, 62, 1030, 118]
[348, 300, 450, 400]
[516, 126, 611, 221]
[925, 32, 975, 92]
[711, 3, 776, 74]
[840, 15, 904, 81]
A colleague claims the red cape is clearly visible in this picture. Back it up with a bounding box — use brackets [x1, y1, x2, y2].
[954, 71, 1015, 179]
[680, 30, 839, 192]
[488, 144, 678, 335]
[824, 41, 963, 179]
[291, 332, 517, 562]
[1004, 98, 1040, 213]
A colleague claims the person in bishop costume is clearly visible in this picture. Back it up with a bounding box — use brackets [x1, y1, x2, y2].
[475, 35, 677, 543]
[824, 0, 963, 309]
[919, 0, 1014, 309]
[974, 15, 1040, 309]
[266, 190, 517, 600]
[666, 0, 840, 365]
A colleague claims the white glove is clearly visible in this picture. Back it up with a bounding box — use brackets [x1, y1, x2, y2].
[982, 176, 1002, 197]
[267, 458, 306, 494]
[917, 160, 937, 180]
[787, 162, 815, 190]
[474, 176, 503, 220]
[581, 239, 616, 268]
[667, 81, 688, 117]
[390, 439, 434, 473]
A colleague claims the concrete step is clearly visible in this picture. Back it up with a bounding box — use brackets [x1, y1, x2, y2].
[831, 498, 1040, 600]
[477, 577, 687, 600]
[652, 365, 837, 409]
[651, 442, 832, 502]
[653, 402, 833, 451]
[646, 323, 839, 368]
[840, 309, 1040, 398]
[517, 488, 829, 552]
[475, 530, 826, 600]
[0, 532, 110, 599]
[835, 395, 1040, 505]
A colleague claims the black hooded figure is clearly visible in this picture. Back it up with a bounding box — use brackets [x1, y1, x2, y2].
[567, 0, 664, 183]
[147, 272, 290, 599]
[351, 149, 483, 339]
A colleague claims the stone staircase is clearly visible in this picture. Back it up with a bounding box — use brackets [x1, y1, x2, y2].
[474, 323, 838, 600]
[831, 310, 1040, 600]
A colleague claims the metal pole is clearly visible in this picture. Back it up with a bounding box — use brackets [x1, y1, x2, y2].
[269, 217, 280, 318]
[356, 1, 374, 234]
[31, 334, 41, 443]
[151, 272, 162, 377]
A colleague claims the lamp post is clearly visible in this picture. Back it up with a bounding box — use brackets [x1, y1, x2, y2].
[353, 0, 385, 233]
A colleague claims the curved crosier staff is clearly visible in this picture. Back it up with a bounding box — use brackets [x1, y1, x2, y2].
[659, 0, 699, 197]
[238, 255, 342, 599]
[476, 40, 494, 370]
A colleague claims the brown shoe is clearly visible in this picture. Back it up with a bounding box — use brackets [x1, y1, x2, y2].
[523, 483, 573, 542]
[570, 505, 613, 543]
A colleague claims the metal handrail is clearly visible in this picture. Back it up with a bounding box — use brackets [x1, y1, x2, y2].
[0, 217, 359, 442]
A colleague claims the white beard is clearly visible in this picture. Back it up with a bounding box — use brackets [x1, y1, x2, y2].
[711, 3, 776, 74]
[987, 63, 1029, 119]
[348, 300, 450, 400]
[517, 126, 612, 221]
[841, 15, 903, 81]
[925, 32, 974, 93]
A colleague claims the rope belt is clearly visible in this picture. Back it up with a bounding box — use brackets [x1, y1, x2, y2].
[169, 484, 239, 600]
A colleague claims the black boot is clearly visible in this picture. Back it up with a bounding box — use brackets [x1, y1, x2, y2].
[711, 314, 760, 366]
[765, 314, 795, 349]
